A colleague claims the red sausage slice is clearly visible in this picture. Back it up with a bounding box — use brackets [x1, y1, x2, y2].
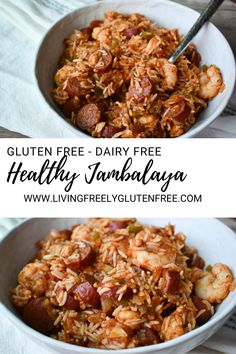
[66, 242, 95, 271]
[102, 287, 119, 299]
[58, 229, 72, 239]
[101, 125, 120, 138]
[109, 220, 130, 232]
[192, 295, 213, 325]
[162, 270, 181, 295]
[163, 99, 191, 123]
[128, 77, 153, 103]
[124, 27, 141, 39]
[22, 297, 54, 334]
[66, 77, 90, 98]
[94, 49, 113, 73]
[73, 282, 100, 307]
[64, 295, 80, 310]
[90, 20, 103, 29]
[75, 103, 101, 132]
[80, 27, 92, 40]
[79, 243, 96, 268]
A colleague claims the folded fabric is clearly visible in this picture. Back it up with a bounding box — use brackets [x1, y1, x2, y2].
[0, 0, 90, 138]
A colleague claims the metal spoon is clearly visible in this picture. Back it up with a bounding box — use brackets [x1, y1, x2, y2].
[169, 0, 225, 63]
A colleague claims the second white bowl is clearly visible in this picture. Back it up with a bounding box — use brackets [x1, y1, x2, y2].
[0, 218, 236, 354]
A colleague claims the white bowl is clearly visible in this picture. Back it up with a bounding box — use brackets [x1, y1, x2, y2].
[0, 218, 236, 354]
[35, 0, 235, 138]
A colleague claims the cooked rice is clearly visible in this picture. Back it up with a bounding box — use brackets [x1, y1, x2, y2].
[52, 12, 223, 138]
[11, 219, 234, 349]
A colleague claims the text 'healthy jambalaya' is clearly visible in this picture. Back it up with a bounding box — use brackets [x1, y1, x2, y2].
[12, 219, 234, 349]
[53, 12, 223, 138]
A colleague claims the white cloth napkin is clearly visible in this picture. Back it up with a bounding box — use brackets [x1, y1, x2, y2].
[0, 0, 236, 137]
[0, 217, 236, 354]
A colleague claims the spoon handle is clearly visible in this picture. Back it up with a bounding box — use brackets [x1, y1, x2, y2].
[169, 0, 225, 63]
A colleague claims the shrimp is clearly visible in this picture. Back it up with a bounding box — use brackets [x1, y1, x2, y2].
[198, 65, 223, 100]
[115, 309, 141, 329]
[54, 65, 75, 86]
[131, 232, 176, 271]
[158, 59, 177, 90]
[48, 241, 75, 258]
[18, 261, 49, 296]
[12, 284, 32, 307]
[71, 224, 93, 242]
[195, 263, 233, 304]
[161, 305, 196, 341]
[92, 27, 110, 45]
[144, 36, 161, 55]
[106, 326, 129, 349]
[131, 249, 175, 271]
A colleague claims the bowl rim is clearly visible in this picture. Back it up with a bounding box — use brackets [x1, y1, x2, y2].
[1, 217, 236, 353]
[34, 0, 236, 139]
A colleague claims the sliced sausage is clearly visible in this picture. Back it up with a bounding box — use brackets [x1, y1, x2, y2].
[94, 49, 113, 73]
[75, 103, 101, 132]
[101, 125, 120, 138]
[192, 295, 213, 325]
[90, 20, 103, 29]
[162, 270, 181, 295]
[65, 257, 80, 271]
[64, 295, 80, 310]
[138, 77, 153, 101]
[58, 229, 72, 239]
[109, 220, 130, 232]
[128, 77, 153, 103]
[162, 303, 176, 317]
[163, 99, 191, 123]
[66, 77, 90, 98]
[102, 287, 119, 299]
[79, 242, 96, 269]
[124, 27, 141, 39]
[66, 242, 95, 271]
[73, 281, 100, 307]
[80, 27, 92, 40]
[22, 297, 54, 334]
